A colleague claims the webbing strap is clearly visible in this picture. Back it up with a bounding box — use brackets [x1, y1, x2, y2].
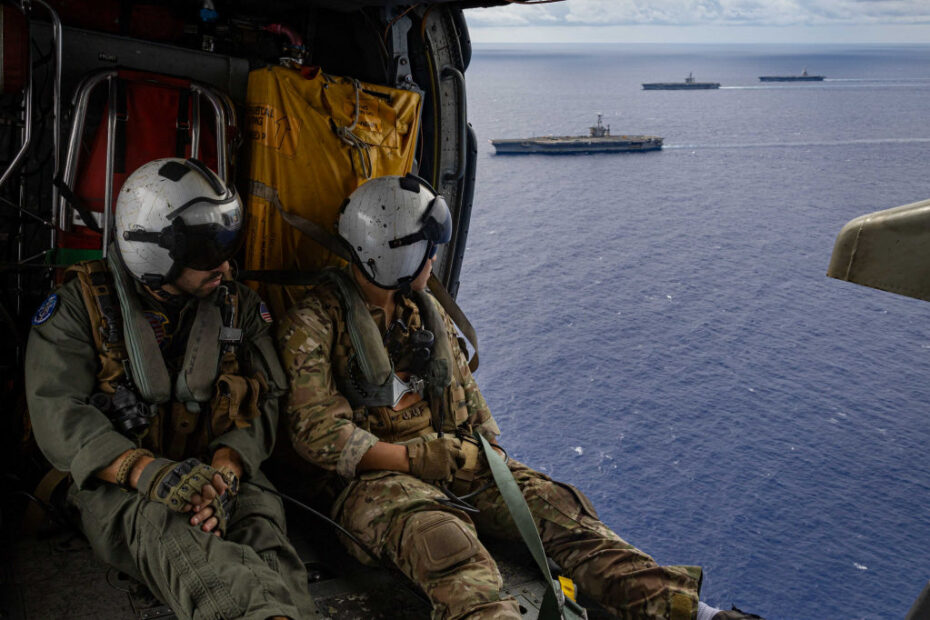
[248, 177, 479, 372]
[107, 248, 172, 403]
[53, 175, 102, 233]
[428, 273, 478, 373]
[248, 179, 352, 262]
[21, 468, 70, 535]
[325, 267, 393, 387]
[477, 433, 587, 620]
[175, 293, 224, 407]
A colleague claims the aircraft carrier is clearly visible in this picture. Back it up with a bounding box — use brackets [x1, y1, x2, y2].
[491, 114, 663, 155]
[642, 72, 720, 90]
[759, 69, 824, 82]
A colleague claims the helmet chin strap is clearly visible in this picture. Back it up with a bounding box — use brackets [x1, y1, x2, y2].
[395, 277, 413, 296]
[150, 285, 188, 307]
[141, 261, 189, 306]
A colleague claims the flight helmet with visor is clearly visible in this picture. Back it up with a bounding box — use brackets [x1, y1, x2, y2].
[338, 174, 452, 289]
[115, 158, 243, 288]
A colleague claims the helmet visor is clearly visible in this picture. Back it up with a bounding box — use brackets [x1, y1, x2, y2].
[422, 196, 452, 246]
[388, 195, 453, 251]
[168, 193, 243, 270]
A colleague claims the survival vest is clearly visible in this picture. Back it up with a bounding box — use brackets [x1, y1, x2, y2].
[317, 268, 470, 444]
[65, 253, 265, 458]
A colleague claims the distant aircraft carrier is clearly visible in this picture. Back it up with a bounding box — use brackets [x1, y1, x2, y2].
[490, 115, 663, 155]
[642, 72, 720, 90]
[759, 69, 825, 82]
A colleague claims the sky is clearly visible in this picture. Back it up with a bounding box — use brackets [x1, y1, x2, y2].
[466, 0, 930, 44]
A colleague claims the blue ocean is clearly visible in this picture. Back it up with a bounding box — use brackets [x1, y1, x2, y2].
[456, 43, 930, 619]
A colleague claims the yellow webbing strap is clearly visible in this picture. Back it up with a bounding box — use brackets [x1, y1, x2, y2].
[558, 576, 577, 602]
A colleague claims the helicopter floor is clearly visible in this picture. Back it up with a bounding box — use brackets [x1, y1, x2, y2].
[1, 506, 612, 620]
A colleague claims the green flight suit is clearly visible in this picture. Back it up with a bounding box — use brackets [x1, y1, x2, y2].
[25, 269, 315, 620]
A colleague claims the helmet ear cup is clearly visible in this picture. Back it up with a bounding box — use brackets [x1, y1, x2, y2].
[338, 175, 449, 290]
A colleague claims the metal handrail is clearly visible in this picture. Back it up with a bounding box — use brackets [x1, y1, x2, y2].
[192, 82, 230, 182]
[31, 0, 62, 250]
[0, 3, 33, 191]
[439, 66, 467, 182]
[59, 71, 233, 242]
[58, 69, 115, 231]
[101, 75, 117, 257]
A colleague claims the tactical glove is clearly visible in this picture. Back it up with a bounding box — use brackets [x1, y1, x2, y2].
[137, 457, 220, 512]
[213, 466, 240, 530]
[206, 492, 233, 536]
[407, 437, 466, 482]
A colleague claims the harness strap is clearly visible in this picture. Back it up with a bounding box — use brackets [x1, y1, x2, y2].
[107, 249, 172, 403]
[476, 433, 587, 620]
[175, 291, 225, 410]
[21, 469, 70, 535]
[411, 290, 453, 394]
[66, 260, 126, 390]
[428, 273, 478, 373]
[326, 268, 393, 387]
[53, 174, 103, 233]
[248, 180, 352, 261]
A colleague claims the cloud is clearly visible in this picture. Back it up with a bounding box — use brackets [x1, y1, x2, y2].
[466, 0, 930, 28]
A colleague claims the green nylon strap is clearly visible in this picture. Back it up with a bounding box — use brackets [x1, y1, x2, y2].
[476, 433, 587, 620]
[107, 248, 172, 404]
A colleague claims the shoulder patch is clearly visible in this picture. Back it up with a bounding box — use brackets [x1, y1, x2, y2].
[143, 311, 172, 349]
[31, 294, 59, 326]
[259, 301, 273, 323]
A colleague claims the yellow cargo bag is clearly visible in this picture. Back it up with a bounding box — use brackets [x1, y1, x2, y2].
[243, 65, 422, 317]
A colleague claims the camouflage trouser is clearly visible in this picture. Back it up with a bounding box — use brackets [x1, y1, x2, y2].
[332, 458, 702, 620]
[70, 470, 316, 620]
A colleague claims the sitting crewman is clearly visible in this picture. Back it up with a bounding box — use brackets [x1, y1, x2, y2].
[277, 174, 762, 620]
[26, 158, 315, 620]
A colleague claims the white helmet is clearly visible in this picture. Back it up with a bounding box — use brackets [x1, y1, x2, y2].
[338, 174, 452, 289]
[115, 158, 243, 287]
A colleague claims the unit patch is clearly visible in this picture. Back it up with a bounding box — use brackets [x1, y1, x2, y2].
[144, 311, 172, 350]
[31, 294, 59, 326]
[259, 301, 273, 323]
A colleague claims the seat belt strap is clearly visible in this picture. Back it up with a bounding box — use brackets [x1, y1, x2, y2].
[53, 175, 103, 233]
[428, 272, 478, 373]
[476, 433, 587, 620]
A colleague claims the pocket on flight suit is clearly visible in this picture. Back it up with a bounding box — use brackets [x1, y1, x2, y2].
[526, 467, 600, 530]
[230, 471, 288, 532]
[450, 382, 469, 427]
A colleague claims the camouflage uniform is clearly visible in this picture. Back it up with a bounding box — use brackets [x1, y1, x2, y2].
[278, 279, 702, 620]
[26, 271, 316, 620]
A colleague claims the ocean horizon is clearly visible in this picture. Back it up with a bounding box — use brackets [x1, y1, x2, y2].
[457, 42, 930, 619]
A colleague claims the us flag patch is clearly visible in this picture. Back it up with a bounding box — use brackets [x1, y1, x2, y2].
[144, 311, 171, 349]
[259, 301, 273, 323]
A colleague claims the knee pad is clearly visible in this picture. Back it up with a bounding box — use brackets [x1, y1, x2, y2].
[404, 511, 480, 572]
